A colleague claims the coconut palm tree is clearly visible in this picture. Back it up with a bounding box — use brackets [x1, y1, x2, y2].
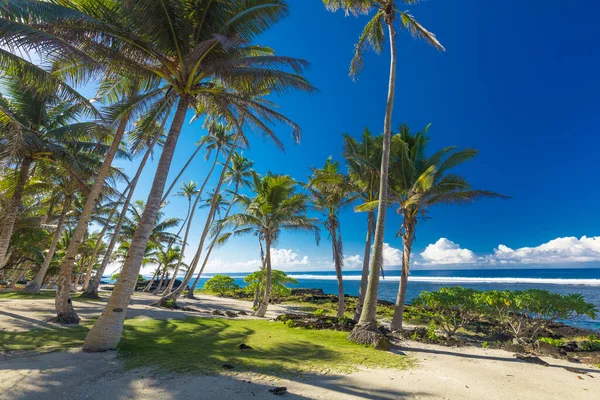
[220, 173, 319, 317]
[0, 77, 107, 271]
[388, 125, 507, 330]
[185, 152, 255, 298]
[343, 129, 383, 321]
[324, 0, 444, 346]
[308, 158, 355, 317]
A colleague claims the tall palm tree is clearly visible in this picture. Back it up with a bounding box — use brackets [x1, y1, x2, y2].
[185, 152, 254, 298]
[388, 125, 507, 330]
[324, 0, 444, 346]
[343, 129, 383, 321]
[160, 181, 199, 294]
[0, 78, 105, 270]
[82, 117, 166, 298]
[221, 173, 319, 317]
[308, 158, 355, 317]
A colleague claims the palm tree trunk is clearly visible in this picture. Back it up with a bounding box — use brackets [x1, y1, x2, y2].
[83, 136, 158, 299]
[255, 238, 272, 317]
[331, 227, 345, 318]
[186, 182, 239, 298]
[349, 21, 397, 348]
[53, 117, 128, 324]
[154, 268, 166, 294]
[24, 196, 72, 294]
[161, 150, 220, 297]
[83, 97, 189, 351]
[160, 132, 242, 305]
[82, 192, 127, 291]
[161, 144, 203, 203]
[390, 221, 414, 331]
[143, 266, 161, 292]
[354, 211, 374, 322]
[0, 157, 32, 268]
[160, 195, 193, 295]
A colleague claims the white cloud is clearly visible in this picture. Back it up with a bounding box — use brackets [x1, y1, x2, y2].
[270, 248, 310, 267]
[343, 254, 363, 269]
[420, 238, 478, 265]
[382, 243, 402, 266]
[492, 236, 600, 264]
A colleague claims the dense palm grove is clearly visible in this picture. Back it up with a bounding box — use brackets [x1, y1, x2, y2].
[0, 0, 505, 351]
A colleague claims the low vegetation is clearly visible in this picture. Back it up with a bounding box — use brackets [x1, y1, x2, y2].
[1, 316, 410, 375]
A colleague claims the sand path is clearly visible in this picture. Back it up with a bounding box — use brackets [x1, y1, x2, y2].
[1, 291, 599, 399]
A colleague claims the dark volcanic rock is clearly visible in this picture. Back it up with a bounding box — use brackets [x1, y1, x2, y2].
[238, 311, 248, 316]
[239, 343, 253, 350]
[535, 340, 566, 358]
[269, 387, 288, 396]
[290, 288, 324, 296]
[211, 310, 224, 316]
[225, 310, 238, 318]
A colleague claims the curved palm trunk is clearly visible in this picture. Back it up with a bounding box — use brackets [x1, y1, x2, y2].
[255, 238, 272, 317]
[143, 266, 161, 292]
[390, 220, 414, 331]
[331, 227, 345, 318]
[83, 98, 189, 351]
[0, 157, 32, 268]
[83, 136, 158, 299]
[159, 195, 193, 295]
[354, 211, 374, 321]
[186, 182, 239, 298]
[24, 196, 72, 294]
[82, 192, 127, 291]
[153, 268, 167, 294]
[160, 132, 242, 305]
[162, 150, 220, 296]
[161, 144, 203, 203]
[350, 21, 397, 348]
[53, 118, 128, 324]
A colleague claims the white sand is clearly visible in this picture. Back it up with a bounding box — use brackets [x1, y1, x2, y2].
[1, 292, 599, 399]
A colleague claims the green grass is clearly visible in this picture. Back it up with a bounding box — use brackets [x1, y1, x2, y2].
[1, 316, 410, 375]
[0, 290, 56, 300]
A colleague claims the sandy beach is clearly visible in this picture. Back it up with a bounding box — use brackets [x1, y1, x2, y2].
[1, 292, 598, 400]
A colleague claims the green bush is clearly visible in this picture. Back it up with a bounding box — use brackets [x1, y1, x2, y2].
[110, 273, 145, 283]
[539, 337, 563, 347]
[581, 336, 600, 351]
[412, 287, 481, 339]
[481, 341, 489, 349]
[203, 275, 240, 296]
[478, 289, 598, 343]
[164, 298, 176, 309]
[244, 269, 297, 299]
[314, 308, 326, 317]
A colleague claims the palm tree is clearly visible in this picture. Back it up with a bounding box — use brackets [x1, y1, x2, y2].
[82, 118, 165, 299]
[185, 152, 254, 298]
[324, 0, 444, 347]
[0, 78, 105, 270]
[308, 158, 355, 317]
[221, 173, 319, 317]
[343, 129, 383, 321]
[160, 181, 199, 294]
[388, 125, 507, 330]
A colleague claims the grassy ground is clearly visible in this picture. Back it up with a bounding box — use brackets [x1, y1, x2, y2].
[1, 316, 410, 375]
[0, 290, 107, 302]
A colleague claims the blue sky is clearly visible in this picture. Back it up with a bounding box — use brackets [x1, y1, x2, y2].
[112, 0, 600, 274]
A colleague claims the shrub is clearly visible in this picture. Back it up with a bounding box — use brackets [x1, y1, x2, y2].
[539, 337, 563, 347]
[164, 298, 176, 309]
[314, 308, 326, 317]
[203, 275, 240, 296]
[581, 336, 600, 352]
[427, 321, 439, 341]
[412, 287, 482, 339]
[244, 269, 297, 299]
[481, 342, 489, 349]
[478, 289, 598, 343]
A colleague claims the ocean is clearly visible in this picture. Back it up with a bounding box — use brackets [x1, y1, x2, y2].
[191, 268, 600, 331]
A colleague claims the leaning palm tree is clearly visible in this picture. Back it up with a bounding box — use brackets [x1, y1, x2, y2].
[343, 129, 382, 321]
[388, 125, 508, 330]
[0, 77, 106, 270]
[324, 0, 445, 347]
[308, 158, 355, 317]
[221, 173, 319, 317]
[185, 152, 255, 299]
